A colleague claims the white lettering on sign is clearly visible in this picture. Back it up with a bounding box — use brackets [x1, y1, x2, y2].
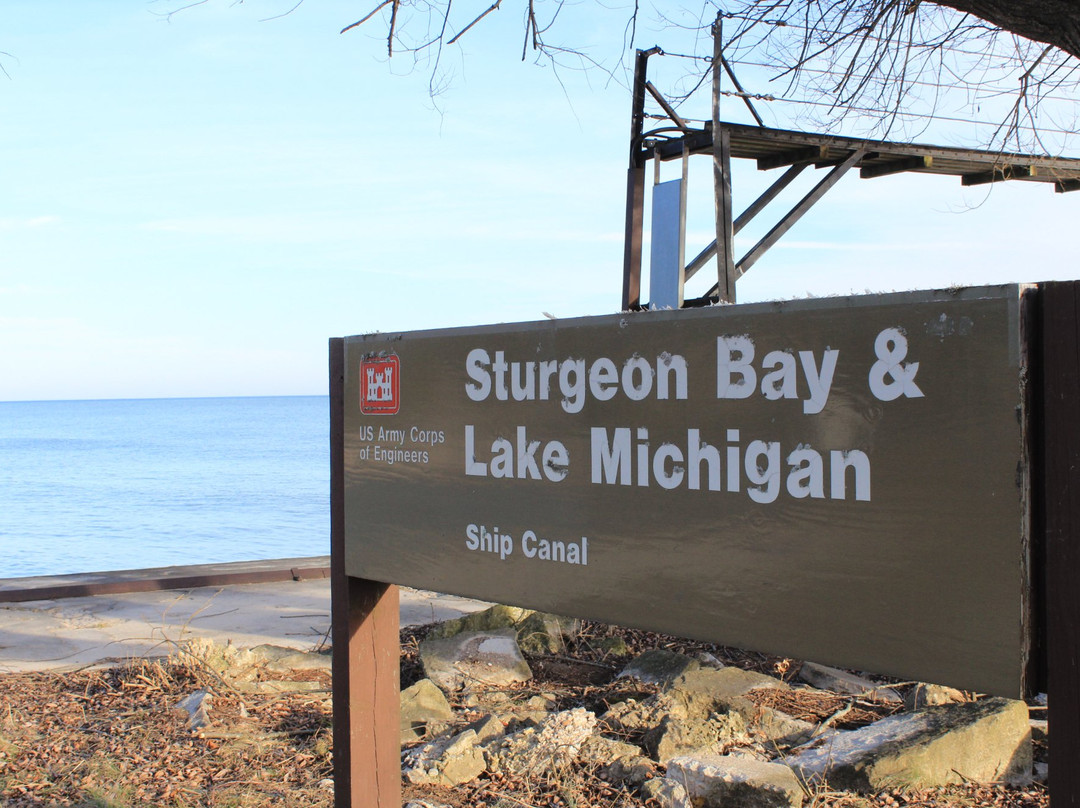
[464, 425, 570, 482]
[456, 324, 942, 502]
[716, 336, 839, 414]
[869, 327, 925, 401]
[589, 427, 870, 502]
[464, 523, 589, 566]
[464, 348, 688, 414]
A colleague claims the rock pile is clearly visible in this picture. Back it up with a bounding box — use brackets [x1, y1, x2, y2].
[401, 606, 1038, 808]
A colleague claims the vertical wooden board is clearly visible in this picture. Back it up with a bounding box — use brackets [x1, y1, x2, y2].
[332, 338, 403, 808]
[330, 338, 351, 808]
[1040, 282, 1080, 806]
[347, 580, 401, 808]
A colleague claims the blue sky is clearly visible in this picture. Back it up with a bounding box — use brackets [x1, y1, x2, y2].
[2, 1, 1078, 401]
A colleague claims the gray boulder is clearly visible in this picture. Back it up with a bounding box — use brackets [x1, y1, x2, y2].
[619, 649, 699, 686]
[400, 678, 454, 743]
[787, 696, 1032, 791]
[666, 754, 805, 808]
[420, 629, 532, 692]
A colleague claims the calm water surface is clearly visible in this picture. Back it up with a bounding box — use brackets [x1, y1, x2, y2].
[0, 396, 329, 578]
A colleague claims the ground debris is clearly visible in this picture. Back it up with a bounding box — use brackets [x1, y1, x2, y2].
[0, 657, 333, 807]
[0, 620, 1049, 808]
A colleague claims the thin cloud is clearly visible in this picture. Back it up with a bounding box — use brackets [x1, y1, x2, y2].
[0, 216, 59, 231]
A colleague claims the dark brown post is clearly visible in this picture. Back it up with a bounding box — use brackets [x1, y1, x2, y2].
[331, 338, 402, 808]
[1039, 281, 1080, 806]
[621, 47, 656, 311]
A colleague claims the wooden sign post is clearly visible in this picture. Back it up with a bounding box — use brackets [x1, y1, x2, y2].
[330, 338, 401, 808]
[1039, 282, 1080, 807]
[330, 282, 1079, 807]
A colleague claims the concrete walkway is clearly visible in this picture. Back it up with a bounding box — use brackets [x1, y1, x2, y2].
[0, 563, 487, 674]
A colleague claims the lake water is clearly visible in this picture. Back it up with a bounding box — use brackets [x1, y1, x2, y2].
[0, 396, 329, 578]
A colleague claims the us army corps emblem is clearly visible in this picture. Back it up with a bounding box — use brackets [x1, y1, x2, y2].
[360, 354, 400, 415]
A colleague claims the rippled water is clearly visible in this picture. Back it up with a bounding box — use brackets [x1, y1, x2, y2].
[0, 396, 329, 578]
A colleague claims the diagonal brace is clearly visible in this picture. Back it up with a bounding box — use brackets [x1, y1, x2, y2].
[705, 148, 866, 296]
[686, 163, 808, 282]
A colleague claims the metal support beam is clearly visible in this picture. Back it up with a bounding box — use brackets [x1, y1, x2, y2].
[962, 165, 1035, 186]
[621, 48, 658, 311]
[736, 149, 865, 279]
[704, 148, 865, 297]
[645, 81, 691, 132]
[711, 16, 735, 303]
[758, 145, 827, 171]
[685, 163, 807, 282]
[860, 155, 932, 179]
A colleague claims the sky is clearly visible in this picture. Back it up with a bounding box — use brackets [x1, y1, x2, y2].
[2, 1, 1079, 401]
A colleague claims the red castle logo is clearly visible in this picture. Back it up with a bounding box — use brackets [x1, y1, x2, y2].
[360, 354, 400, 415]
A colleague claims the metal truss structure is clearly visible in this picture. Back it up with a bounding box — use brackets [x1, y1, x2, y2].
[622, 48, 1080, 311]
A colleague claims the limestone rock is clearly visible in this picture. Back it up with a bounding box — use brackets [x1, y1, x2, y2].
[175, 689, 213, 730]
[671, 665, 786, 701]
[420, 629, 532, 692]
[581, 735, 656, 785]
[515, 611, 580, 654]
[666, 754, 805, 808]
[798, 662, 901, 703]
[787, 697, 1032, 791]
[231, 679, 325, 694]
[489, 708, 597, 778]
[601, 696, 673, 735]
[904, 683, 966, 710]
[668, 667, 813, 746]
[646, 710, 751, 763]
[619, 649, 699, 686]
[403, 729, 486, 787]
[400, 678, 454, 744]
[641, 777, 694, 808]
[426, 605, 533, 640]
[248, 644, 332, 673]
[466, 690, 553, 730]
[468, 713, 508, 744]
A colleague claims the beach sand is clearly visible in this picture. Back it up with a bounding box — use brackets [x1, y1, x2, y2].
[0, 570, 487, 673]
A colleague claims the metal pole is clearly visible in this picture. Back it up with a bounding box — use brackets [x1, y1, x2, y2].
[621, 47, 659, 311]
[711, 15, 736, 303]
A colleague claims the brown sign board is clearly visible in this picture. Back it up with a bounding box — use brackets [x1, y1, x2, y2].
[342, 285, 1030, 697]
